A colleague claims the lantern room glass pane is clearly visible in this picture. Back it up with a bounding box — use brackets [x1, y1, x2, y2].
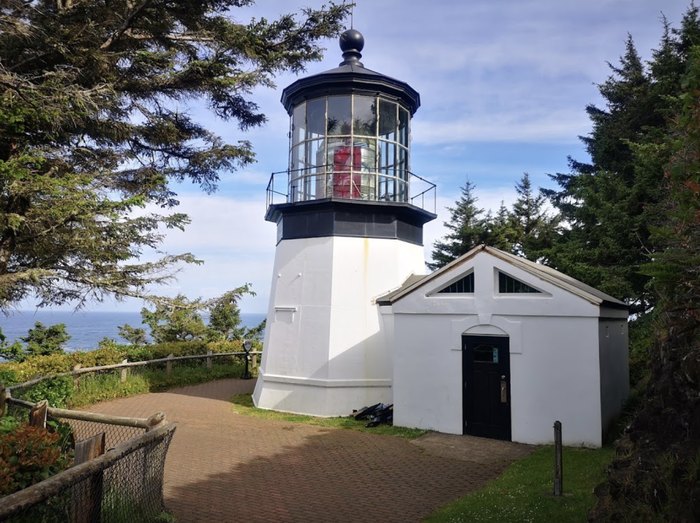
[286, 94, 413, 204]
[306, 98, 325, 140]
[292, 102, 306, 145]
[354, 95, 377, 137]
[398, 107, 409, 146]
[327, 95, 352, 135]
[291, 143, 304, 173]
[379, 99, 398, 140]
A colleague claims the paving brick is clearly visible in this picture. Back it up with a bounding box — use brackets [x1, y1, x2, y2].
[88, 379, 533, 522]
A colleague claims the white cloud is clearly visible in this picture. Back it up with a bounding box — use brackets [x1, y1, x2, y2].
[413, 108, 590, 145]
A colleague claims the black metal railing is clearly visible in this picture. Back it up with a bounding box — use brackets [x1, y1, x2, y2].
[266, 166, 436, 214]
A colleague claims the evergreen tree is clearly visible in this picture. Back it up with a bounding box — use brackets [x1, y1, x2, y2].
[508, 173, 558, 261]
[141, 295, 207, 343]
[0, 327, 24, 361]
[21, 322, 70, 356]
[429, 180, 489, 270]
[0, 1, 350, 309]
[543, 10, 700, 313]
[118, 324, 148, 346]
[207, 284, 254, 341]
[486, 201, 515, 252]
[590, 44, 700, 523]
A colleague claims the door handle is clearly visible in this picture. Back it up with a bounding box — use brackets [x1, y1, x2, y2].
[500, 375, 508, 403]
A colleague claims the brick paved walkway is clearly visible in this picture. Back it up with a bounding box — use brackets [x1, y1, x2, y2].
[88, 379, 533, 522]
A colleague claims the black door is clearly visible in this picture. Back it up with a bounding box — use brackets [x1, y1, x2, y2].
[463, 335, 511, 440]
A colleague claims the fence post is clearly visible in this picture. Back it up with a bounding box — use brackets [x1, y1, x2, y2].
[30, 400, 48, 428]
[553, 420, 563, 496]
[0, 385, 7, 417]
[72, 364, 82, 388]
[252, 353, 258, 374]
[146, 411, 166, 432]
[73, 432, 106, 523]
[243, 341, 252, 379]
[119, 359, 129, 383]
[166, 354, 174, 376]
[206, 350, 212, 370]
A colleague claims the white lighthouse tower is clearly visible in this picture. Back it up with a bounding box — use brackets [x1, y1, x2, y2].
[253, 29, 436, 416]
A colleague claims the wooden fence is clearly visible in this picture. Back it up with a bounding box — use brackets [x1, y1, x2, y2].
[0, 350, 262, 521]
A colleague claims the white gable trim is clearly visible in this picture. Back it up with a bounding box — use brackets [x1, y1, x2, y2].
[384, 245, 626, 310]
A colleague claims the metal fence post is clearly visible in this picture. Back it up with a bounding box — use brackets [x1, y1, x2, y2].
[243, 341, 251, 379]
[206, 350, 212, 370]
[166, 354, 174, 376]
[553, 420, 563, 496]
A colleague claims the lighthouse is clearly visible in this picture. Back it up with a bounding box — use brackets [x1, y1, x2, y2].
[253, 29, 436, 416]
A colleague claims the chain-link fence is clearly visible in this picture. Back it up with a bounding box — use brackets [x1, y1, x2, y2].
[0, 421, 175, 522]
[0, 351, 261, 520]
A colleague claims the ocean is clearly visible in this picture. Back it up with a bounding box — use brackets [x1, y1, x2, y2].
[0, 311, 267, 351]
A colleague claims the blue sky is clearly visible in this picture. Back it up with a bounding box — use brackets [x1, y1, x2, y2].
[34, 0, 697, 313]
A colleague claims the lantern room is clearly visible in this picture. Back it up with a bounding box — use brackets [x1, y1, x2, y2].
[275, 28, 423, 208]
[287, 93, 411, 202]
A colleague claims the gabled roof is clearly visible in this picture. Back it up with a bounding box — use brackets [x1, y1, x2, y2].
[376, 245, 628, 308]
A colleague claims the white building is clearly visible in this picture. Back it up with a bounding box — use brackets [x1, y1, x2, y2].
[378, 245, 629, 447]
[253, 29, 629, 447]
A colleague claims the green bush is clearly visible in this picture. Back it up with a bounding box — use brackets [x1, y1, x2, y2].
[0, 366, 19, 386]
[70, 345, 125, 367]
[19, 377, 74, 408]
[149, 340, 209, 358]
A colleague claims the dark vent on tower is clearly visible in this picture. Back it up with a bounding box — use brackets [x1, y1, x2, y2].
[438, 272, 474, 294]
[498, 272, 541, 293]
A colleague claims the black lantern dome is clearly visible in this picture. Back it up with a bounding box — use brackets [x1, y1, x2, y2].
[281, 29, 420, 115]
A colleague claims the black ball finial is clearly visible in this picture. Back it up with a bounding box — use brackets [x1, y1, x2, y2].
[339, 29, 364, 66]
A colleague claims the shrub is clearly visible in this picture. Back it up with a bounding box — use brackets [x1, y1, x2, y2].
[0, 423, 71, 496]
[207, 339, 245, 353]
[19, 377, 74, 408]
[148, 340, 209, 358]
[70, 345, 124, 367]
[0, 366, 19, 386]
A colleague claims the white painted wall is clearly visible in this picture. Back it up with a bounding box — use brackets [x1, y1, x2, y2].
[253, 235, 425, 416]
[391, 250, 627, 447]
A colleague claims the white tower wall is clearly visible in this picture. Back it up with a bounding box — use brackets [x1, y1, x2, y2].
[253, 235, 425, 416]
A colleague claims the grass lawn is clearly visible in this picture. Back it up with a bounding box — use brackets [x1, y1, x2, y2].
[425, 445, 614, 522]
[230, 393, 427, 439]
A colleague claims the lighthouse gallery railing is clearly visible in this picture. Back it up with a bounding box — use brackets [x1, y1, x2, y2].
[265, 166, 436, 214]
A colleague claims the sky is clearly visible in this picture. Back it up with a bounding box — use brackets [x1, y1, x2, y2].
[29, 0, 697, 314]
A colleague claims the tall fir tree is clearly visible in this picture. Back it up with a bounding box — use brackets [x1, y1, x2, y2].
[508, 173, 558, 261]
[429, 180, 490, 270]
[591, 43, 700, 523]
[543, 8, 700, 314]
[486, 201, 515, 252]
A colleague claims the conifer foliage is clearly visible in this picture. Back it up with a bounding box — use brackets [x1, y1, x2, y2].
[0, 0, 349, 309]
[430, 173, 558, 269]
[544, 8, 700, 315]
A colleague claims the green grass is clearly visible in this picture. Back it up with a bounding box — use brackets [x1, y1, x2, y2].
[230, 393, 427, 439]
[425, 445, 615, 522]
[67, 362, 244, 408]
